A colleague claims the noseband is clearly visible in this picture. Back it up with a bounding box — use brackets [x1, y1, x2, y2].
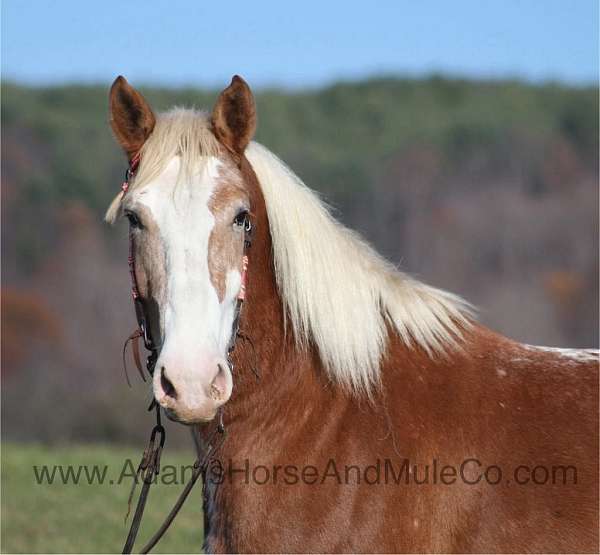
[119, 153, 252, 553]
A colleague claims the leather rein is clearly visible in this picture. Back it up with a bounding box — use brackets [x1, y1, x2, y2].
[119, 153, 251, 554]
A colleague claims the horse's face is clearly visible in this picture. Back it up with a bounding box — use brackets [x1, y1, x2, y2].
[109, 76, 256, 424]
[123, 155, 250, 423]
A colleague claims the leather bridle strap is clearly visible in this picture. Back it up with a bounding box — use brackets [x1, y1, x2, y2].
[138, 413, 226, 554]
[123, 409, 226, 554]
[121, 152, 158, 381]
[122, 408, 165, 554]
[119, 153, 251, 554]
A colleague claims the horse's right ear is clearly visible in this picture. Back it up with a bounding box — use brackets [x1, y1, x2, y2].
[109, 76, 156, 160]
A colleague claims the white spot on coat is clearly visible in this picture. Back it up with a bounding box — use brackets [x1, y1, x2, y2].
[523, 345, 599, 363]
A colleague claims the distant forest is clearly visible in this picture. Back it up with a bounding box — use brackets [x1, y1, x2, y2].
[2, 77, 598, 444]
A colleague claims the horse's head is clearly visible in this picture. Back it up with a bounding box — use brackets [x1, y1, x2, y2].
[108, 75, 257, 424]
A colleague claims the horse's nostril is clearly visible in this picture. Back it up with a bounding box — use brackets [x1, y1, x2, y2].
[210, 363, 228, 401]
[160, 366, 178, 399]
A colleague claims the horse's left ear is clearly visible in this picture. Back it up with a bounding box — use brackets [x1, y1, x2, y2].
[211, 75, 256, 155]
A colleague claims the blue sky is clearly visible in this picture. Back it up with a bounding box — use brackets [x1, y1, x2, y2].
[1, 0, 598, 88]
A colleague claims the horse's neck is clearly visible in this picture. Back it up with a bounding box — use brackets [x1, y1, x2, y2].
[225, 246, 330, 427]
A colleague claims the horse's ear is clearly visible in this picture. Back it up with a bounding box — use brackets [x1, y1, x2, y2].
[211, 75, 256, 155]
[109, 76, 156, 160]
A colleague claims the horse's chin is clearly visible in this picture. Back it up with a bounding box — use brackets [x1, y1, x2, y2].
[162, 406, 217, 425]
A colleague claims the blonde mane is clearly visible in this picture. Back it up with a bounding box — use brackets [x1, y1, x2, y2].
[106, 109, 474, 394]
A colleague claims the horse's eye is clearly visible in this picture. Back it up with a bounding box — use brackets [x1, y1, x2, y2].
[125, 210, 142, 229]
[233, 210, 248, 229]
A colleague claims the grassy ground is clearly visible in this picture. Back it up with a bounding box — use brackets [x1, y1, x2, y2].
[1, 442, 204, 553]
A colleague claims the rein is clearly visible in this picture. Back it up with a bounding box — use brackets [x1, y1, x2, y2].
[119, 154, 251, 554]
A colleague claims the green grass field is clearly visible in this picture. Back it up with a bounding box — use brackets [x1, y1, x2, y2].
[1, 442, 205, 553]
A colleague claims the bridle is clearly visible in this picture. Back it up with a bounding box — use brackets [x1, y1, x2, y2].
[118, 153, 252, 554]
[121, 154, 158, 387]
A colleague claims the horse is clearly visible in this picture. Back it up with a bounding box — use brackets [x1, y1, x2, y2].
[106, 75, 599, 553]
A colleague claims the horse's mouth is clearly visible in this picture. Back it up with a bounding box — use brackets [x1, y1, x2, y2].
[163, 407, 179, 423]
